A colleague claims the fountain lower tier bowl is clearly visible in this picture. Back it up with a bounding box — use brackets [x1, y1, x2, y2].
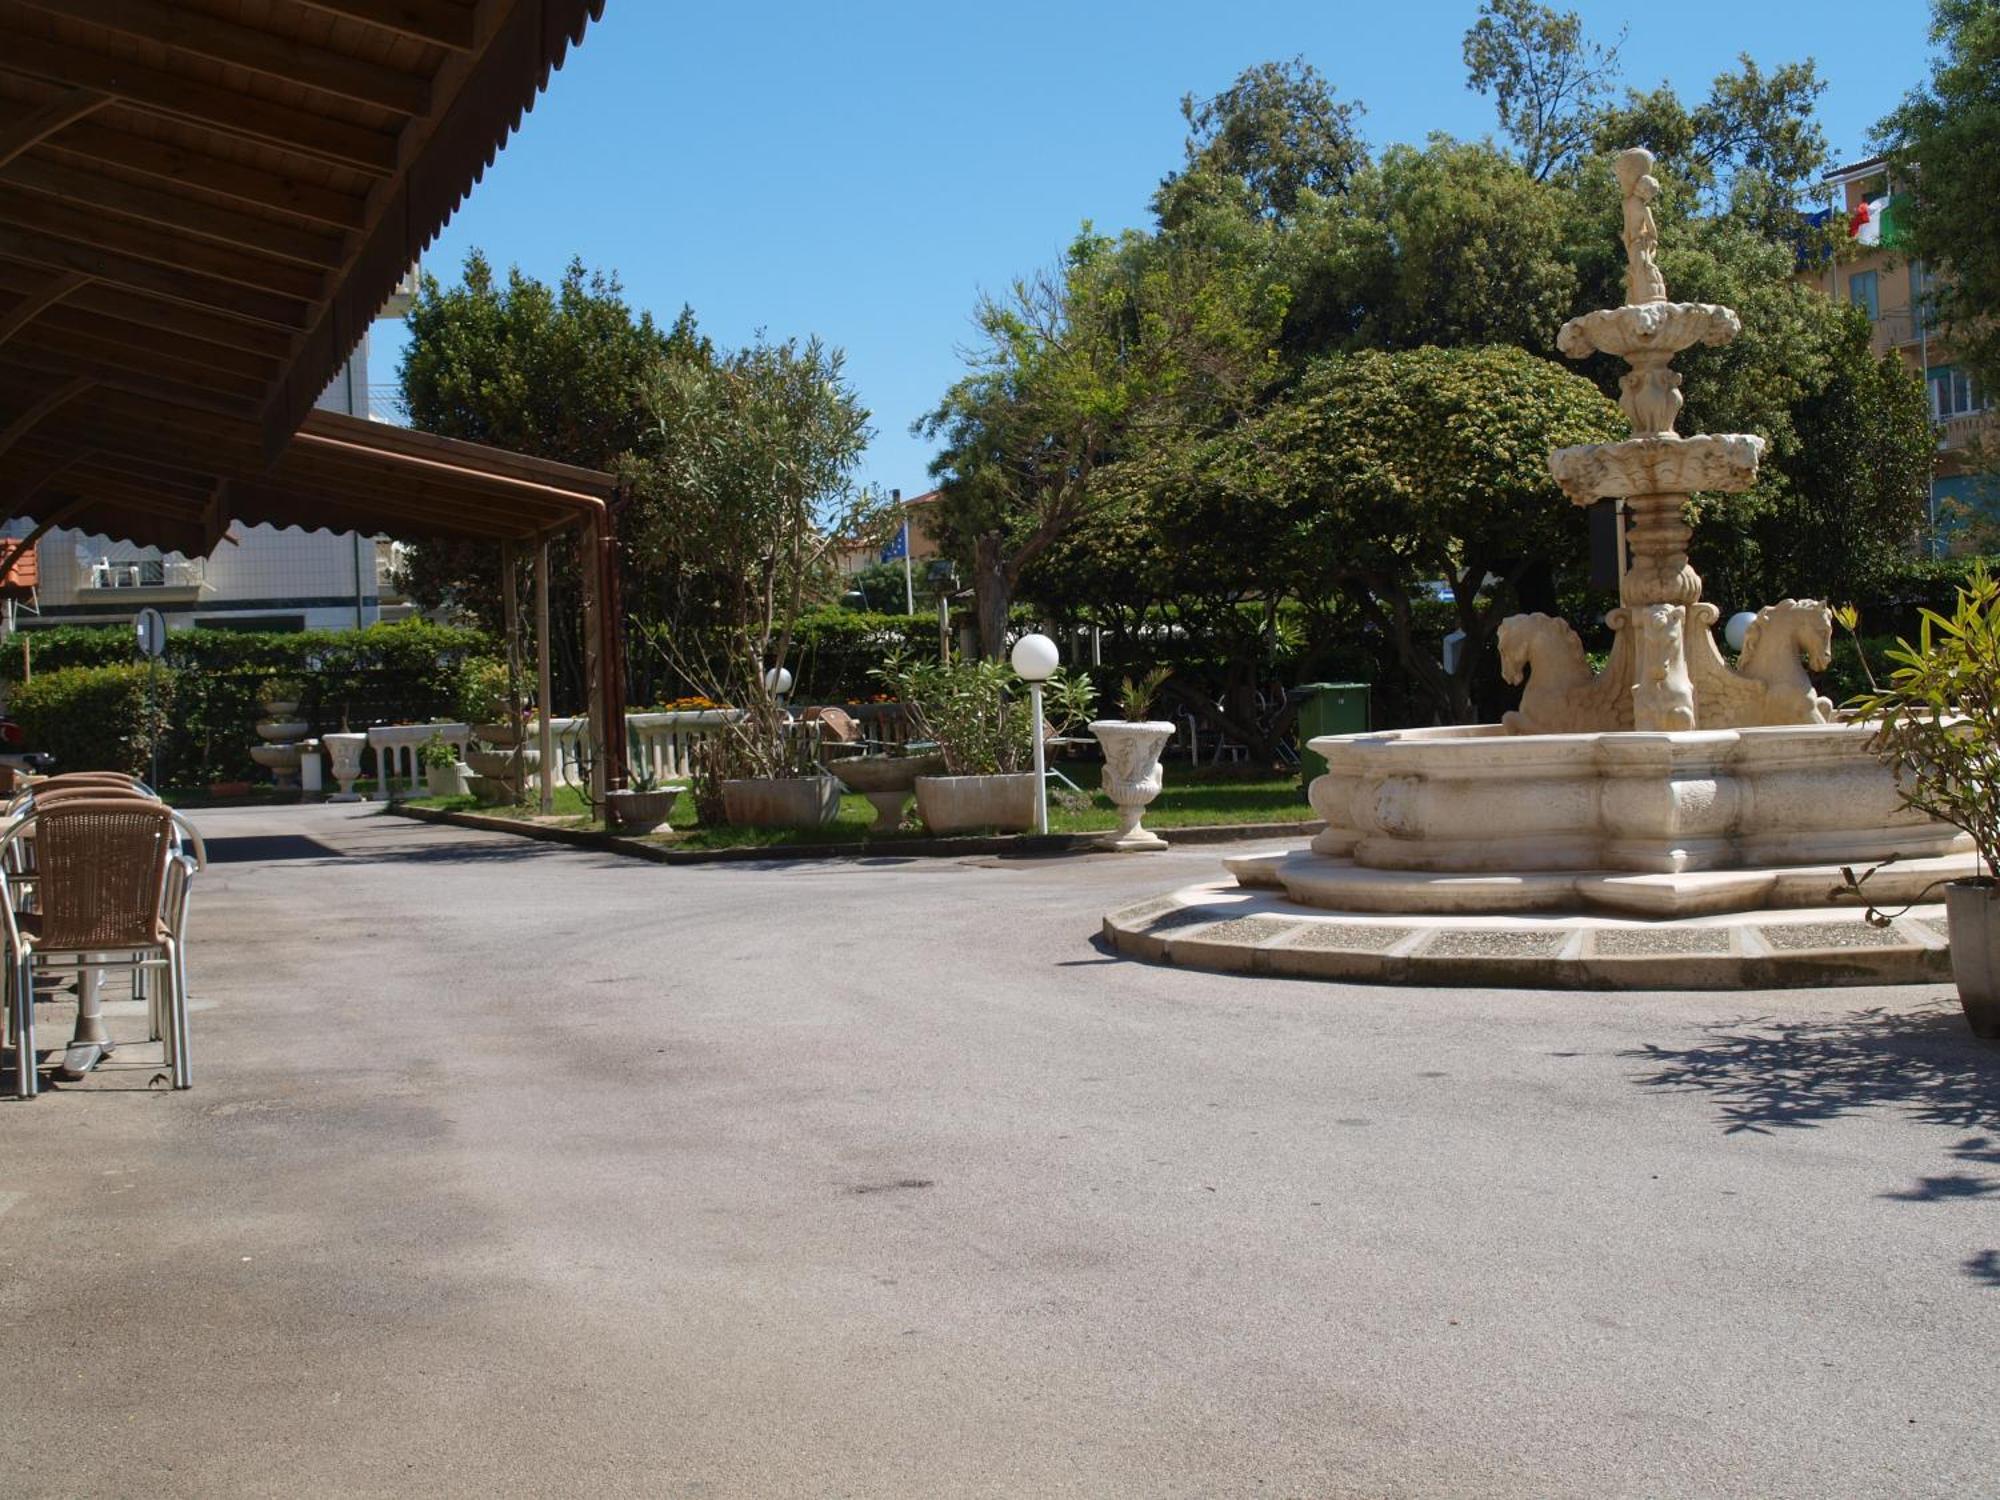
[1299, 721, 1974, 917]
[248, 743, 303, 773]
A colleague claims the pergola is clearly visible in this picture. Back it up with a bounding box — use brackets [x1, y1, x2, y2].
[0, 0, 627, 792]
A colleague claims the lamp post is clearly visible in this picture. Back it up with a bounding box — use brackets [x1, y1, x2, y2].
[762, 665, 793, 705]
[1010, 632, 1059, 836]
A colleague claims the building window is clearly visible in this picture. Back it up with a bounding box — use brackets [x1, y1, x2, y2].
[1848, 269, 1879, 321]
[1929, 364, 1987, 420]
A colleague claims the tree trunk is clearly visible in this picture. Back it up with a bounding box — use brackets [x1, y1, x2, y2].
[972, 532, 1011, 660]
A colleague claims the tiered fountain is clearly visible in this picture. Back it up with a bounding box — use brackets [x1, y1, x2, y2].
[249, 686, 308, 789]
[1105, 150, 1979, 988]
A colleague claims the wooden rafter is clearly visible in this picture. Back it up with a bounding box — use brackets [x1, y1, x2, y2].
[1, 157, 346, 268]
[0, 85, 106, 169]
[288, 0, 478, 52]
[41, 128, 369, 231]
[0, 371, 91, 458]
[0, 223, 311, 330]
[0, 23, 400, 173]
[10, 0, 433, 116]
[0, 260, 293, 360]
[0, 267, 86, 348]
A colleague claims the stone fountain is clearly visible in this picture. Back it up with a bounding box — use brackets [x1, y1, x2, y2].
[1104, 150, 1979, 988]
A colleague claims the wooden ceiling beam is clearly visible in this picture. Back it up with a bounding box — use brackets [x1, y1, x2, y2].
[0, 23, 400, 174]
[0, 259, 293, 359]
[1, 347, 255, 419]
[0, 442, 86, 511]
[0, 267, 86, 349]
[287, 0, 477, 53]
[1, 157, 346, 269]
[9, 322, 268, 403]
[0, 190, 327, 302]
[42, 127, 368, 231]
[0, 372, 92, 459]
[30, 304, 276, 382]
[0, 85, 108, 169]
[0, 225, 313, 330]
[11, 0, 433, 116]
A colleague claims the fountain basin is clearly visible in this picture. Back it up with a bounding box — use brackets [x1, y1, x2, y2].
[1310, 722, 1965, 876]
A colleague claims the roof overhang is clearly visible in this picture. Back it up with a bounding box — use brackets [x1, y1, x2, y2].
[0, 0, 610, 552]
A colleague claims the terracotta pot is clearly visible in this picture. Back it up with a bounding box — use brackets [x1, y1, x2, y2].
[607, 787, 677, 835]
[1089, 720, 1176, 851]
[1946, 879, 2000, 1039]
[721, 776, 841, 828]
[913, 772, 1039, 834]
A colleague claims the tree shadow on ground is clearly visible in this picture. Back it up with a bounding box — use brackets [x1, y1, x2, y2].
[1628, 1003, 2000, 1284]
[1626, 1003, 2000, 1137]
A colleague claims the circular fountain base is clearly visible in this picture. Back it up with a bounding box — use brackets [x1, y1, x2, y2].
[1103, 879, 1954, 990]
[1101, 720, 1973, 990]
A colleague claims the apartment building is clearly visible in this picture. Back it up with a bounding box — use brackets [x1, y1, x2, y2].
[1805, 156, 1997, 547]
[8, 276, 418, 633]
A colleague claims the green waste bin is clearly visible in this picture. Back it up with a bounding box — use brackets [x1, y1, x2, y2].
[1295, 682, 1370, 785]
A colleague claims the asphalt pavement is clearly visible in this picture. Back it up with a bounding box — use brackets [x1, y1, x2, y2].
[2, 801, 1996, 1498]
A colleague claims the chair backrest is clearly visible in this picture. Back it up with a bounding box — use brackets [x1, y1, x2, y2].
[813, 706, 861, 743]
[32, 799, 176, 949]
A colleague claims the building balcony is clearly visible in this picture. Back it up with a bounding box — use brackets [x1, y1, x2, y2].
[78, 558, 212, 605]
[1938, 410, 1995, 454]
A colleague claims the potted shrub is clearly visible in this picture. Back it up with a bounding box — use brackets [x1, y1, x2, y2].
[606, 767, 678, 835]
[877, 651, 1095, 834]
[256, 674, 305, 717]
[1848, 568, 2000, 1036]
[701, 716, 843, 829]
[1089, 666, 1177, 851]
[419, 732, 465, 798]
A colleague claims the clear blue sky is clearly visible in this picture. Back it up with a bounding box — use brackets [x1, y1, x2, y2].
[376, 0, 1937, 494]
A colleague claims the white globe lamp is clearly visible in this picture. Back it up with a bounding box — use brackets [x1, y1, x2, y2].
[1723, 611, 1758, 655]
[762, 666, 794, 698]
[1009, 633, 1059, 835]
[1010, 633, 1059, 682]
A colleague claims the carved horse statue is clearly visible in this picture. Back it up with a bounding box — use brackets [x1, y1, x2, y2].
[1734, 598, 1836, 725]
[1631, 602, 1697, 731]
[1499, 613, 1633, 735]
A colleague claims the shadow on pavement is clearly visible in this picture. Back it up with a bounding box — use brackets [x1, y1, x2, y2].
[1629, 1003, 2000, 1286]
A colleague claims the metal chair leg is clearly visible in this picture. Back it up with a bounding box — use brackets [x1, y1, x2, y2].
[14, 953, 35, 1099]
[168, 944, 191, 1090]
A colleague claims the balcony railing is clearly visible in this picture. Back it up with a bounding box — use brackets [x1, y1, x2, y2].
[80, 559, 207, 591]
[1938, 410, 1995, 451]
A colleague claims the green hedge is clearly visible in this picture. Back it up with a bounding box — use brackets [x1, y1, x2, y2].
[787, 609, 938, 703]
[4, 619, 498, 787]
[10, 664, 172, 778]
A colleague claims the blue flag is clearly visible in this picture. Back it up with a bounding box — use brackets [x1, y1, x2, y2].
[881, 522, 908, 562]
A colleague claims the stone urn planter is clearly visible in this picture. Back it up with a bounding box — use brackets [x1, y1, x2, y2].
[722, 775, 842, 828]
[833, 753, 946, 831]
[1947, 880, 2000, 1039]
[322, 732, 367, 801]
[606, 787, 677, 835]
[426, 758, 470, 798]
[914, 772, 1039, 835]
[465, 742, 539, 804]
[1089, 720, 1176, 851]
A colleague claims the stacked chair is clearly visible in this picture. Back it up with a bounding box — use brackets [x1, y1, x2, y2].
[1, 773, 206, 1099]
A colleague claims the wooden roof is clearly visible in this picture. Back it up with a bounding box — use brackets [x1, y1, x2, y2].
[0, 0, 612, 551]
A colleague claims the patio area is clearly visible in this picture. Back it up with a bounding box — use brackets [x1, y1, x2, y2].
[3, 802, 1997, 1497]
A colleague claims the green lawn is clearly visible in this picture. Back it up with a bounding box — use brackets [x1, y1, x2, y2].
[407, 765, 1311, 851]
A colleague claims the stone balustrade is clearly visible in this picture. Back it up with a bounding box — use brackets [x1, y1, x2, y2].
[366, 722, 470, 795]
[545, 709, 741, 790]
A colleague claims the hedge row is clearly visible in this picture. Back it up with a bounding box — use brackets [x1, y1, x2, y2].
[3, 620, 499, 787]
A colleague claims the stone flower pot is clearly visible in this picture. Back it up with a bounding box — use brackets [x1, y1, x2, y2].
[1089, 720, 1176, 851]
[425, 759, 469, 798]
[913, 772, 1039, 835]
[474, 720, 529, 749]
[833, 753, 946, 830]
[322, 731, 367, 802]
[607, 787, 677, 835]
[464, 745, 540, 780]
[721, 775, 842, 828]
[1946, 879, 2000, 1039]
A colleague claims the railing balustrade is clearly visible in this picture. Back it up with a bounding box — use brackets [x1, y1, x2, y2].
[366, 722, 470, 795]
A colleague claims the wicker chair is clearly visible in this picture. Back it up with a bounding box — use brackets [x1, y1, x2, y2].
[2, 799, 204, 1098]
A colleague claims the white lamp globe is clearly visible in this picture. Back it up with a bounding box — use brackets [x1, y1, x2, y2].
[1723, 611, 1758, 654]
[1010, 633, 1059, 682]
[763, 666, 794, 696]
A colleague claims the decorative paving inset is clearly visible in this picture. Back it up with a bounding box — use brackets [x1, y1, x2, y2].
[1190, 917, 1303, 946]
[1595, 927, 1732, 956]
[1922, 917, 1952, 940]
[1759, 922, 1905, 950]
[1289, 923, 1414, 952]
[1422, 930, 1570, 959]
[1143, 906, 1227, 934]
[1113, 897, 1180, 924]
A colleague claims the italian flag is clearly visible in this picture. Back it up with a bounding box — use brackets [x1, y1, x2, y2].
[1849, 194, 1908, 248]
